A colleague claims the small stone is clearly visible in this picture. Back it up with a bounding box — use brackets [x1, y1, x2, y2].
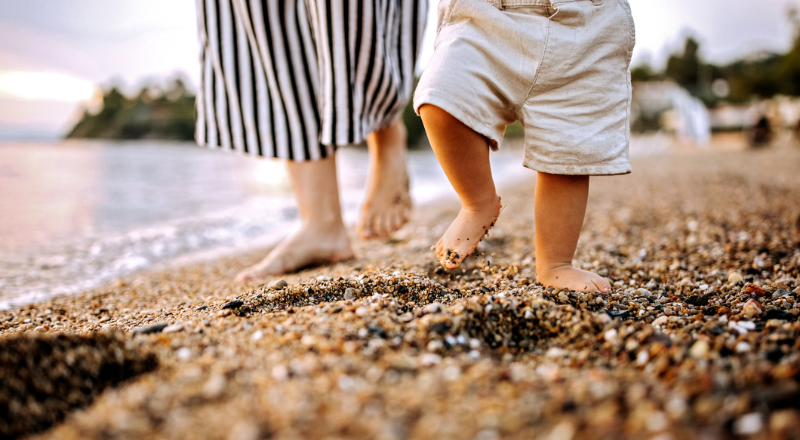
[251, 330, 264, 341]
[604, 328, 619, 343]
[735, 341, 751, 353]
[424, 302, 443, 314]
[733, 413, 763, 435]
[636, 350, 649, 365]
[268, 279, 288, 290]
[728, 272, 744, 283]
[765, 309, 795, 321]
[652, 315, 667, 326]
[202, 374, 227, 399]
[606, 309, 631, 319]
[637, 288, 652, 297]
[133, 322, 169, 335]
[420, 353, 441, 366]
[223, 300, 244, 310]
[743, 283, 766, 297]
[176, 347, 192, 361]
[558, 292, 569, 302]
[689, 340, 709, 358]
[686, 295, 709, 306]
[743, 299, 762, 317]
[162, 323, 184, 334]
[344, 288, 356, 301]
[216, 309, 232, 318]
[794, 286, 800, 294]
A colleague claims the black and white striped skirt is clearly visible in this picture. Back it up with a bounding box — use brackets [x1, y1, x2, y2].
[195, 0, 428, 161]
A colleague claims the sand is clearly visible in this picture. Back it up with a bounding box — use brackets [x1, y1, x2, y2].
[1, 141, 800, 440]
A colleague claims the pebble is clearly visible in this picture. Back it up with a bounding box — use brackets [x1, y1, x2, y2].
[175, 347, 192, 361]
[344, 288, 357, 301]
[743, 299, 762, 317]
[728, 272, 744, 283]
[421, 353, 441, 366]
[132, 322, 169, 335]
[689, 340, 709, 359]
[733, 413, 763, 435]
[268, 279, 288, 290]
[222, 300, 244, 310]
[162, 323, 184, 334]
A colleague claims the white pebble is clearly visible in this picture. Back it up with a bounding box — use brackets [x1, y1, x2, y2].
[735, 341, 751, 353]
[604, 329, 619, 343]
[162, 323, 184, 334]
[176, 347, 192, 361]
[733, 413, 763, 435]
[636, 350, 650, 366]
[421, 353, 441, 366]
[271, 364, 288, 381]
[251, 330, 264, 341]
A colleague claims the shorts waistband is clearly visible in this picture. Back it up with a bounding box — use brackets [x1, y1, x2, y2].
[484, 0, 602, 8]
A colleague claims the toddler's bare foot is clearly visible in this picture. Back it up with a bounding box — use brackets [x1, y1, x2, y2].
[434, 195, 501, 269]
[235, 225, 354, 283]
[536, 264, 611, 293]
[358, 121, 413, 239]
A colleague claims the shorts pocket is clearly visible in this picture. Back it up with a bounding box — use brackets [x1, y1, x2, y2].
[614, 0, 636, 66]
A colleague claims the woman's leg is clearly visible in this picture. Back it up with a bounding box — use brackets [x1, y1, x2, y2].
[235, 155, 355, 283]
[358, 119, 413, 239]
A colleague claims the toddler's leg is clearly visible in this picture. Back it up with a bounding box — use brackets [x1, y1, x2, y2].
[534, 172, 610, 293]
[419, 105, 502, 269]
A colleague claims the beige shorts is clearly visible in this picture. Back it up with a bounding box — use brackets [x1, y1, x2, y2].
[414, 0, 635, 175]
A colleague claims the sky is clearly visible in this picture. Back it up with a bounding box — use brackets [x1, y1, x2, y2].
[1, 0, 799, 139]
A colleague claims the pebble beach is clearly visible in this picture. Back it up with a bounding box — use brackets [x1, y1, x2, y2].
[2, 141, 799, 440]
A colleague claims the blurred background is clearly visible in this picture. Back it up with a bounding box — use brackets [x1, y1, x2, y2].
[2, 0, 800, 308]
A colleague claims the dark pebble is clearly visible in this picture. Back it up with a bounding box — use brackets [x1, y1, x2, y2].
[133, 323, 169, 335]
[686, 295, 709, 306]
[481, 286, 491, 294]
[605, 309, 631, 319]
[430, 321, 451, 334]
[222, 300, 244, 310]
[196, 306, 208, 311]
[703, 306, 719, 315]
[764, 309, 796, 321]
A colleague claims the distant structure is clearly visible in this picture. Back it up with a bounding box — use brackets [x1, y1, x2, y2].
[632, 81, 711, 145]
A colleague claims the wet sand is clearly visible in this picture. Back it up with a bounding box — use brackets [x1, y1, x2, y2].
[2, 142, 800, 440]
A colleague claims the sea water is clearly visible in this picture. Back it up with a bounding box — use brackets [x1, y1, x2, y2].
[0, 140, 530, 309]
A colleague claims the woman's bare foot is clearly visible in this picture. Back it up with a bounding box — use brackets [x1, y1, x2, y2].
[357, 121, 413, 239]
[435, 195, 501, 269]
[536, 264, 611, 293]
[235, 224, 355, 283]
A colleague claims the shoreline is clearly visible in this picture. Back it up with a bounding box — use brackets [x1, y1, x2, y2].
[1, 143, 799, 439]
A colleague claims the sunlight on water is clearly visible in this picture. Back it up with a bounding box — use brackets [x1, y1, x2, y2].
[0, 140, 529, 309]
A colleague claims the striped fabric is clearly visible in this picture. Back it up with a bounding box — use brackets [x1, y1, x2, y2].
[196, 0, 428, 161]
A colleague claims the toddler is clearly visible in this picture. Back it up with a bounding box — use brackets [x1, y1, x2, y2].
[414, 0, 635, 292]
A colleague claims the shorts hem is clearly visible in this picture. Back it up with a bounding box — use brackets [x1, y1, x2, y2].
[414, 91, 503, 150]
[522, 159, 631, 176]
